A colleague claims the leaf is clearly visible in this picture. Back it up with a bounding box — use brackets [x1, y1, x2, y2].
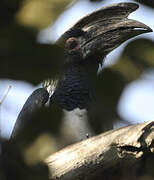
[0, 138, 49, 180]
[16, 0, 75, 29]
[0, 0, 21, 25]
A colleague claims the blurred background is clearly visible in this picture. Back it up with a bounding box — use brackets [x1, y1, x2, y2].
[1, 1, 154, 179]
[0, 0, 154, 139]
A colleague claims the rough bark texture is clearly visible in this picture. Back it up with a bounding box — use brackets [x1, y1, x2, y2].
[45, 121, 154, 180]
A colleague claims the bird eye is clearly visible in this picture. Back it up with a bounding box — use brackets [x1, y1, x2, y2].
[65, 37, 79, 51]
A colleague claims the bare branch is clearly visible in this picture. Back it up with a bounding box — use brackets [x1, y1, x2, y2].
[45, 121, 154, 180]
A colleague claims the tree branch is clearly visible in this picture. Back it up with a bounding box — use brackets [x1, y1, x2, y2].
[45, 121, 154, 180]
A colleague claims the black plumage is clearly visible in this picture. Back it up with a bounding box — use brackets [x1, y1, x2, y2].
[11, 88, 49, 138]
[11, 3, 152, 144]
[49, 61, 97, 110]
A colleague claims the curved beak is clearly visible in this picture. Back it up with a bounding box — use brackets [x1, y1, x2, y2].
[58, 3, 152, 61]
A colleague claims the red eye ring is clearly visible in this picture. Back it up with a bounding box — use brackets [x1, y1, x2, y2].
[65, 37, 80, 52]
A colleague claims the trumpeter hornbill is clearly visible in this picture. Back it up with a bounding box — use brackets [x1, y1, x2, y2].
[11, 3, 152, 144]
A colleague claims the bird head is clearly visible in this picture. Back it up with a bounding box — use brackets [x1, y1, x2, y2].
[57, 3, 152, 65]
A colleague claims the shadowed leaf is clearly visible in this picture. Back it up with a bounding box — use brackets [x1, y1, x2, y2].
[0, 23, 64, 84]
[0, 0, 21, 25]
[0, 138, 49, 180]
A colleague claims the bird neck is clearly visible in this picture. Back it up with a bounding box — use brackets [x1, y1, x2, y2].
[51, 60, 99, 110]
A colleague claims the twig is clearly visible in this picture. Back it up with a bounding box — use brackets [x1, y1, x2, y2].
[0, 85, 12, 106]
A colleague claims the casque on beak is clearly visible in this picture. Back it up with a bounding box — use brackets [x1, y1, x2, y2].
[58, 3, 152, 61]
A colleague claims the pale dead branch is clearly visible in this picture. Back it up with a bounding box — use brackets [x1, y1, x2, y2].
[45, 121, 154, 180]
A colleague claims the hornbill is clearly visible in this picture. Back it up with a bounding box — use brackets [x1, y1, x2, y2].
[11, 3, 152, 145]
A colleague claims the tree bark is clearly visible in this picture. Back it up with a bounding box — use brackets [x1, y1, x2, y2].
[45, 121, 154, 180]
